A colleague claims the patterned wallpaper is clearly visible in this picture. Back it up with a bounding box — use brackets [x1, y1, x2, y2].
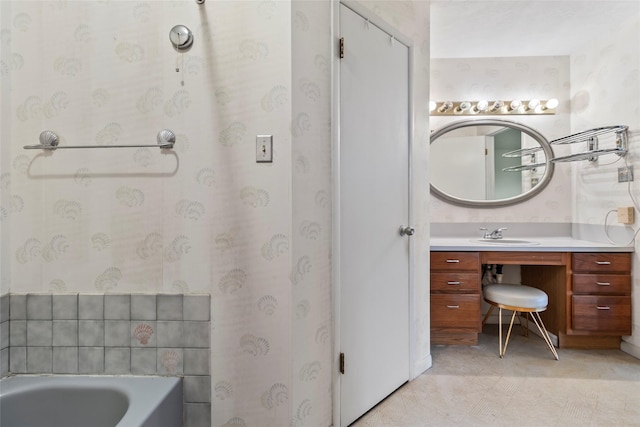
[430, 56, 573, 223]
[0, 1, 433, 426]
[569, 14, 640, 353]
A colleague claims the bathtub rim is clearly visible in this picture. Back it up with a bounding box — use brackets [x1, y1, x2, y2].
[0, 374, 183, 427]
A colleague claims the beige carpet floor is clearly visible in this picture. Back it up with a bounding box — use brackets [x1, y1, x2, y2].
[354, 325, 640, 426]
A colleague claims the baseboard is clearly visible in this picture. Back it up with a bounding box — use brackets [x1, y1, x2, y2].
[621, 340, 640, 360]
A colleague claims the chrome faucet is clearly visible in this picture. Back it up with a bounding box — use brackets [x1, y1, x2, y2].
[480, 227, 508, 239]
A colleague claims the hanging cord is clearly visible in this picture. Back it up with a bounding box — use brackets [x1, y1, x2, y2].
[603, 156, 639, 246]
[174, 33, 185, 86]
[595, 155, 624, 167]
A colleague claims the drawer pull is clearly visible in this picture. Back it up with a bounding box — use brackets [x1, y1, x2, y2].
[445, 259, 460, 263]
[447, 281, 462, 285]
[595, 261, 611, 265]
[596, 306, 611, 310]
[596, 282, 611, 286]
[446, 305, 460, 309]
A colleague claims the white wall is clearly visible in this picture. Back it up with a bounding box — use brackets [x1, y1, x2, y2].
[570, 14, 640, 355]
[0, 1, 432, 425]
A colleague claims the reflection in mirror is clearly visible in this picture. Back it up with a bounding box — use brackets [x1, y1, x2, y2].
[430, 119, 554, 207]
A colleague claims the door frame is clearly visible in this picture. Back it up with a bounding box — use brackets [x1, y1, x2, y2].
[331, 1, 416, 425]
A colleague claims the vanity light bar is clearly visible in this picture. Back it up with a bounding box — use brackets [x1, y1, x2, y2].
[429, 99, 558, 116]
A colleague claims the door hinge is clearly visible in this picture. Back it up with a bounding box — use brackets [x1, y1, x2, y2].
[339, 352, 345, 374]
[339, 37, 344, 59]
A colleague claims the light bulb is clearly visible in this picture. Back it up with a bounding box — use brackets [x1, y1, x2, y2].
[509, 100, 522, 111]
[438, 101, 453, 113]
[544, 98, 559, 109]
[527, 99, 540, 111]
[475, 100, 489, 112]
[489, 100, 504, 112]
[457, 101, 471, 112]
[429, 101, 436, 112]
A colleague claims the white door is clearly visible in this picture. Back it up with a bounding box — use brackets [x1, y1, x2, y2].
[339, 4, 411, 426]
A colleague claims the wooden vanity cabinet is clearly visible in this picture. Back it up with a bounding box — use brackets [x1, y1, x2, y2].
[430, 252, 481, 345]
[569, 253, 632, 337]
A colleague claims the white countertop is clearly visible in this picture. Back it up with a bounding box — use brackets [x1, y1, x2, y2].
[430, 236, 634, 252]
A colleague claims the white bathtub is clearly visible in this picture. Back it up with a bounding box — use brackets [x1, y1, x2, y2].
[0, 375, 182, 427]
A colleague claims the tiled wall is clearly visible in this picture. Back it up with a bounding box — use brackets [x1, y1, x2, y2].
[0, 293, 210, 427]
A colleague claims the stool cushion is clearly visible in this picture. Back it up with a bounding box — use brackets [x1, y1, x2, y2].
[484, 284, 548, 309]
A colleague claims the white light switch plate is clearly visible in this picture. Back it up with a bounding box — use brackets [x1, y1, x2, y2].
[256, 135, 273, 163]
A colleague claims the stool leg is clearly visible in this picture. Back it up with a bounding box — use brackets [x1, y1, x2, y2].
[482, 305, 495, 326]
[501, 310, 518, 358]
[498, 307, 503, 357]
[530, 312, 559, 360]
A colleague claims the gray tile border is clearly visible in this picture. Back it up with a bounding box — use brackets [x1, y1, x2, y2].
[53, 294, 78, 319]
[157, 348, 183, 375]
[9, 346, 26, 373]
[78, 347, 104, 373]
[27, 320, 52, 346]
[156, 321, 184, 347]
[183, 295, 210, 321]
[53, 320, 78, 346]
[131, 347, 156, 374]
[27, 346, 52, 373]
[9, 320, 27, 346]
[0, 348, 8, 376]
[1, 321, 8, 350]
[131, 321, 156, 347]
[1, 294, 9, 322]
[184, 376, 211, 403]
[79, 320, 105, 346]
[157, 294, 183, 320]
[183, 322, 210, 348]
[53, 347, 78, 374]
[10, 295, 27, 320]
[131, 295, 157, 320]
[27, 294, 52, 320]
[183, 348, 210, 375]
[105, 347, 131, 374]
[79, 295, 104, 320]
[104, 295, 130, 320]
[183, 403, 211, 427]
[105, 320, 131, 347]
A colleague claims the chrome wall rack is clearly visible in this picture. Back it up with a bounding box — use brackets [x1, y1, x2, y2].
[550, 125, 628, 163]
[24, 129, 176, 151]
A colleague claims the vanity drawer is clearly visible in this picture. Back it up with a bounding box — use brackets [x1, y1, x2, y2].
[430, 273, 480, 293]
[572, 274, 631, 294]
[572, 295, 631, 334]
[572, 253, 631, 274]
[431, 294, 481, 330]
[431, 252, 480, 272]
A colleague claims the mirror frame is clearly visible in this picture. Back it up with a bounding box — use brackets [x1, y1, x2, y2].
[430, 119, 555, 207]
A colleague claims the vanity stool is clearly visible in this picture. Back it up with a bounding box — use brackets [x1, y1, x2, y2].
[482, 284, 559, 360]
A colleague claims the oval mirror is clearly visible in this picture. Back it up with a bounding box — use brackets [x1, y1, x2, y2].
[430, 119, 554, 207]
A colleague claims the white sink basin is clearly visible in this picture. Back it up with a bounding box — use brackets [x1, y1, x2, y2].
[472, 238, 540, 246]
